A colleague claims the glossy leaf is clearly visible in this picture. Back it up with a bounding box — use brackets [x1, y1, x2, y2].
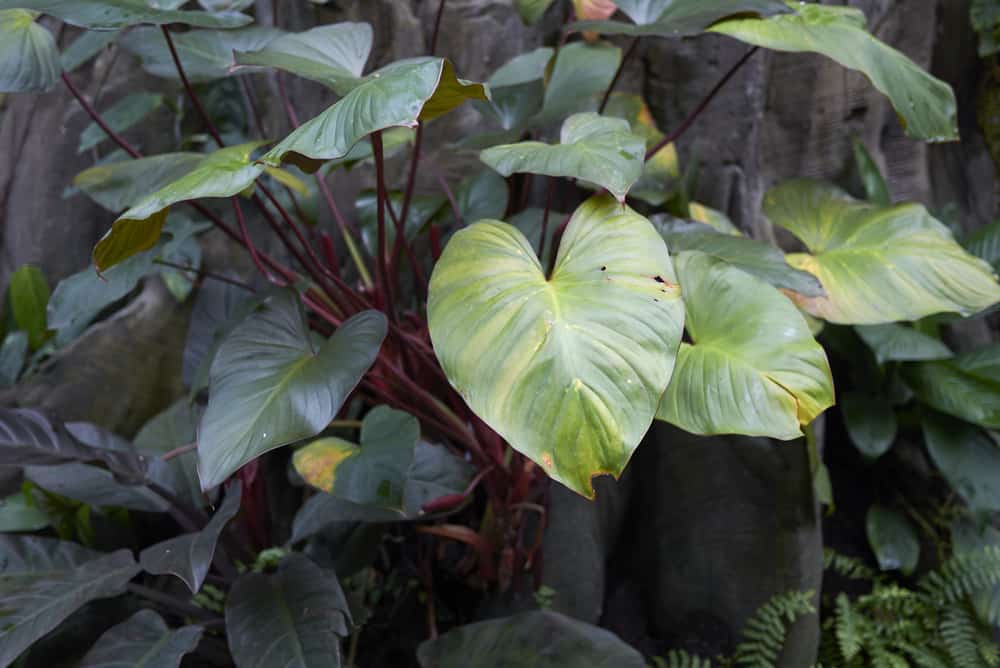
[197, 290, 386, 490]
[0, 535, 141, 667]
[710, 2, 958, 142]
[536, 41, 619, 124]
[902, 344, 1000, 429]
[417, 610, 645, 668]
[78, 610, 202, 668]
[656, 251, 833, 439]
[0, 490, 49, 531]
[25, 462, 169, 511]
[854, 323, 952, 365]
[922, 413, 1000, 512]
[428, 195, 684, 496]
[9, 264, 50, 350]
[74, 152, 203, 213]
[94, 142, 267, 271]
[481, 112, 645, 202]
[571, 0, 789, 37]
[866, 504, 919, 574]
[59, 28, 117, 72]
[0, 0, 252, 29]
[764, 180, 1000, 324]
[120, 26, 279, 82]
[602, 93, 680, 206]
[140, 481, 240, 592]
[225, 553, 351, 668]
[0, 331, 28, 386]
[852, 139, 890, 206]
[0, 9, 59, 93]
[964, 220, 1000, 271]
[78, 92, 163, 153]
[508, 206, 566, 256]
[233, 22, 371, 95]
[841, 392, 896, 459]
[260, 58, 488, 173]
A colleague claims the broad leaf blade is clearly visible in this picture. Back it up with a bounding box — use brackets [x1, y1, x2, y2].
[197, 290, 386, 490]
[135, 399, 204, 508]
[0, 490, 50, 531]
[0, 408, 96, 467]
[570, 0, 790, 38]
[656, 251, 833, 439]
[60, 28, 118, 72]
[0, 0, 252, 29]
[854, 323, 952, 365]
[25, 462, 170, 512]
[78, 609, 202, 668]
[536, 41, 619, 124]
[964, 220, 1000, 271]
[841, 392, 896, 459]
[428, 195, 684, 497]
[866, 504, 919, 574]
[120, 26, 280, 82]
[0, 9, 60, 93]
[78, 92, 164, 153]
[922, 412, 1000, 512]
[0, 331, 28, 386]
[74, 153, 203, 213]
[903, 344, 1000, 430]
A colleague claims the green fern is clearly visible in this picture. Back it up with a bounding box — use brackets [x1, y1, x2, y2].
[825, 549, 879, 581]
[652, 650, 713, 668]
[940, 603, 987, 667]
[921, 547, 1000, 604]
[732, 590, 816, 668]
[836, 594, 863, 660]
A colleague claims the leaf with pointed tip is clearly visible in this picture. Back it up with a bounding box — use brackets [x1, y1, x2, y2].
[197, 290, 387, 490]
[570, 0, 789, 38]
[140, 482, 240, 592]
[903, 345, 1000, 430]
[0, 0, 252, 29]
[764, 180, 1000, 324]
[260, 57, 488, 173]
[536, 41, 619, 124]
[78, 92, 164, 153]
[417, 610, 645, 668]
[866, 504, 919, 574]
[841, 392, 896, 458]
[854, 323, 952, 365]
[25, 462, 169, 511]
[60, 28, 118, 72]
[656, 251, 832, 439]
[225, 554, 351, 668]
[8, 264, 50, 350]
[74, 152, 203, 213]
[964, 220, 1000, 271]
[93, 142, 267, 271]
[852, 139, 890, 206]
[0, 9, 60, 93]
[0, 331, 28, 386]
[474, 47, 552, 131]
[233, 22, 371, 95]
[711, 2, 958, 142]
[120, 25, 280, 83]
[428, 195, 683, 497]
[0, 535, 141, 667]
[78, 610, 202, 668]
[0, 490, 50, 531]
[602, 93, 680, 206]
[923, 413, 1000, 513]
[481, 112, 644, 202]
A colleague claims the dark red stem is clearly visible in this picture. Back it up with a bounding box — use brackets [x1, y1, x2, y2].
[598, 37, 639, 114]
[160, 26, 224, 148]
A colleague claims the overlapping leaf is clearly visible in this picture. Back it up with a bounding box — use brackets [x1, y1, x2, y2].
[428, 195, 684, 496]
[854, 323, 952, 365]
[570, 0, 789, 38]
[866, 504, 919, 574]
[922, 413, 1000, 513]
[78, 610, 203, 668]
[0, 9, 59, 93]
[841, 392, 896, 459]
[536, 41, 619, 124]
[602, 93, 680, 206]
[74, 152, 203, 213]
[120, 25, 280, 82]
[474, 47, 552, 131]
[0, 0, 252, 29]
[60, 28, 117, 72]
[78, 92, 163, 153]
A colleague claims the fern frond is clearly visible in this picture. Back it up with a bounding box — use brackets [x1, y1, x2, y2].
[979, 629, 1000, 668]
[733, 590, 816, 668]
[653, 650, 713, 668]
[896, 641, 951, 668]
[836, 593, 863, 660]
[921, 547, 1000, 604]
[825, 549, 878, 580]
[940, 602, 988, 667]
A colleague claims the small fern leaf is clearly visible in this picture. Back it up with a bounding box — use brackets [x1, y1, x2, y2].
[941, 603, 988, 668]
[734, 590, 816, 668]
[654, 650, 712, 668]
[835, 594, 863, 661]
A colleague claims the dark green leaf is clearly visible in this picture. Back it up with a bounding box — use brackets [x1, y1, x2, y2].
[78, 609, 202, 668]
[972, 0, 1000, 57]
[74, 153, 203, 213]
[0, 490, 50, 531]
[951, 518, 1000, 624]
[0, 408, 96, 467]
[0, 331, 28, 386]
[903, 344, 1000, 429]
[841, 392, 896, 459]
[865, 504, 919, 574]
[59, 28, 118, 72]
[25, 462, 169, 512]
[0, 0, 252, 29]
[570, 0, 789, 37]
[854, 323, 952, 365]
[963, 220, 1000, 271]
[78, 92, 163, 153]
[0, 9, 60, 93]
[8, 264, 50, 350]
[515, 0, 555, 24]
[922, 413, 1000, 512]
[536, 41, 619, 125]
[453, 169, 508, 224]
[135, 399, 203, 508]
[602, 93, 681, 206]
[475, 47, 552, 131]
[507, 206, 565, 256]
[852, 139, 891, 205]
[120, 26, 280, 82]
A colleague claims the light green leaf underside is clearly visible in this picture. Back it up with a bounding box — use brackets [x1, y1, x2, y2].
[260, 57, 488, 173]
[120, 25, 280, 82]
[0, 9, 60, 93]
[0, 0, 251, 29]
[480, 112, 645, 202]
[197, 290, 386, 490]
[233, 22, 372, 95]
[428, 195, 684, 497]
[710, 2, 958, 142]
[764, 179, 1000, 324]
[854, 323, 952, 364]
[656, 251, 833, 439]
[903, 344, 1000, 430]
[570, 0, 790, 37]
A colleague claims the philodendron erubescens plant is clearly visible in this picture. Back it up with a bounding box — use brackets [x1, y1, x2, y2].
[1, 0, 999, 665]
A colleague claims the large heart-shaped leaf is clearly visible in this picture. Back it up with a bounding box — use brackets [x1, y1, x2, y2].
[417, 610, 645, 668]
[764, 180, 1000, 324]
[93, 142, 266, 271]
[854, 323, 953, 365]
[74, 152, 203, 213]
[0, 9, 59, 93]
[428, 195, 684, 497]
[197, 290, 386, 490]
[0, 0, 251, 29]
[570, 0, 790, 38]
[710, 2, 958, 142]
[78, 610, 203, 668]
[78, 92, 163, 153]
[232, 22, 371, 95]
[922, 413, 1000, 513]
[120, 26, 280, 82]
[0, 536, 141, 667]
[225, 554, 351, 668]
[481, 112, 645, 202]
[656, 251, 833, 439]
[260, 57, 488, 173]
[535, 41, 619, 124]
[866, 504, 919, 574]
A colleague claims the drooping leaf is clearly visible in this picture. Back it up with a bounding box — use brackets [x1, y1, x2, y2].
[0, 0, 252, 29]
[515, 0, 556, 24]
[653, 218, 823, 296]
[0, 408, 97, 467]
[903, 344, 1000, 429]
[851, 139, 891, 206]
[570, 0, 789, 38]
[0, 535, 141, 667]
[260, 58, 488, 173]
[922, 413, 1000, 513]
[763, 180, 1000, 324]
[536, 41, 619, 124]
[59, 28, 118, 72]
[710, 2, 959, 142]
[854, 323, 952, 365]
[474, 47, 552, 131]
[428, 195, 684, 497]
[964, 220, 1000, 271]
[78, 92, 164, 153]
[0, 9, 60, 93]
[93, 142, 267, 271]
[135, 399, 203, 508]
[120, 25, 280, 82]
[865, 504, 919, 574]
[417, 610, 645, 668]
[78, 609, 202, 668]
[9, 264, 50, 350]
[656, 251, 833, 439]
[25, 462, 169, 512]
[0, 490, 49, 531]
[841, 392, 896, 459]
[140, 481, 240, 592]
[232, 22, 371, 95]
[74, 152, 204, 213]
[602, 93, 681, 206]
[197, 290, 387, 490]
[225, 553, 351, 668]
[481, 112, 644, 202]
[0, 331, 28, 386]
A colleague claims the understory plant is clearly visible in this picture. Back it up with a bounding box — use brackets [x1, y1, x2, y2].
[0, 0, 999, 666]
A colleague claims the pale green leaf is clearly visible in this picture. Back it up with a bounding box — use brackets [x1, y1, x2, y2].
[854, 323, 952, 364]
[0, 0, 252, 29]
[866, 504, 919, 574]
[120, 25, 280, 82]
[570, 0, 789, 37]
[78, 610, 203, 668]
[688, 202, 740, 235]
[78, 92, 164, 153]
[0, 9, 60, 93]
